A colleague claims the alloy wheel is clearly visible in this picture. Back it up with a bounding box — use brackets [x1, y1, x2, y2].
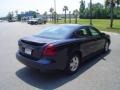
[69, 56, 79, 72]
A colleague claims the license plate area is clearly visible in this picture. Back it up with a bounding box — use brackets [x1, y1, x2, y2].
[25, 48, 32, 55]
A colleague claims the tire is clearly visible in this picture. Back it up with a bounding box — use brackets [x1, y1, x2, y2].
[44, 21, 46, 24]
[35, 22, 38, 25]
[104, 41, 109, 52]
[65, 54, 80, 74]
[30, 23, 33, 25]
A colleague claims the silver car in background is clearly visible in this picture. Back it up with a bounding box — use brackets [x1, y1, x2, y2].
[27, 17, 47, 25]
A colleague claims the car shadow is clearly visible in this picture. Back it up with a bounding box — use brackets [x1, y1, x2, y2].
[16, 50, 111, 90]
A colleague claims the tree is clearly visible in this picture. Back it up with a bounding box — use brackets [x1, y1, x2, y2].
[17, 14, 21, 21]
[43, 11, 48, 21]
[78, 1, 120, 19]
[79, 0, 85, 18]
[15, 10, 18, 16]
[56, 14, 59, 22]
[63, 6, 68, 23]
[36, 9, 39, 13]
[53, 11, 57, 23]
[91, 3, 104, 19]
[105, 0, 120, 28]
[69, 11, 71, 23]
[73, 9, 79, 24]
[15, 10, 18, 21]
[90, 0, 93, 25]
[49, 8, 54, 21]
[7, 12, 13, 21]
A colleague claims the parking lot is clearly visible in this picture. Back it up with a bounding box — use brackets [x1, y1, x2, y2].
[0, 22, 120, 90]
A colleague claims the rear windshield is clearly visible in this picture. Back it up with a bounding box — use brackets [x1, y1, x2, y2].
[35, 26, 78, 39]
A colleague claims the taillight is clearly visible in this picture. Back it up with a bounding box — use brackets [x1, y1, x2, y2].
[43, 44, 56, 56]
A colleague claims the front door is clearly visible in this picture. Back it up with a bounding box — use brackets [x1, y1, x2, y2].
[88, 27, 106, 53]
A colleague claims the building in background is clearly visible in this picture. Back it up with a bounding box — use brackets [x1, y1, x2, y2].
[19, 11, 40, 22]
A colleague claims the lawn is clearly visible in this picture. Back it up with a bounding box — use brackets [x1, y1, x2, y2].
[49, 19, 120, 33]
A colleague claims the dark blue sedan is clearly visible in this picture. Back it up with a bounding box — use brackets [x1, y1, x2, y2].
[16, 24, 110, 74]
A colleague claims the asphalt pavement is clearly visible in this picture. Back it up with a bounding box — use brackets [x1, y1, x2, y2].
[0, 22, 120, 90]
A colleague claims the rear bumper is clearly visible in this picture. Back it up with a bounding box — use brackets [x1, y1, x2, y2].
[16, 52, 63, 71]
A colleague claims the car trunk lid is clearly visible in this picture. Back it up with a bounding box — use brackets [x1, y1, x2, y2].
[19, 36, 60, 60]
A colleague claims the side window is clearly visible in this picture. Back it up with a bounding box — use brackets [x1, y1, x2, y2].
[74, 28, 89, 38]
[80, 29, 88, 36]
[89, 27, 100, 36]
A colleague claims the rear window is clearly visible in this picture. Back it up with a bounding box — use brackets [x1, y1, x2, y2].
[35, 26, 78, 39]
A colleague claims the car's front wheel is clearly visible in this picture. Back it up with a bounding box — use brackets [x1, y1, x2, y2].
[35, 22, 38, 25]
[65, 54, 80, 74]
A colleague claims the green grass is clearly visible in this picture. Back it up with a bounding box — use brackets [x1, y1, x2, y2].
[49, 19, 120, 34]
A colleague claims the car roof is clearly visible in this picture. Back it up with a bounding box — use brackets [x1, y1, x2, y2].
[43, 24, 93, 33]
[58, 24, 91, 28]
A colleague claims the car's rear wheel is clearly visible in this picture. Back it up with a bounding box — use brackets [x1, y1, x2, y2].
[65, 54, 80, 74]
[104, 42, 109, 52]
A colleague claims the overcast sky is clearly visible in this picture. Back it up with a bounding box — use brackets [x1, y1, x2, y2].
[0, 0, 104, 17]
